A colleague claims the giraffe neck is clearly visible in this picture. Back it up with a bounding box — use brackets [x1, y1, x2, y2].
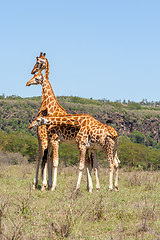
[43, 114, 90, 127]
[41, 59, 67, 116]
[45, 58, 49, 80]
[38, 89, 47, 116]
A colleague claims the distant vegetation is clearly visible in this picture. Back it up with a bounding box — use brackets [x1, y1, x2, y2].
[0, 95, 160, 170]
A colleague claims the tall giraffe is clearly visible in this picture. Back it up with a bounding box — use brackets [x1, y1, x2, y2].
[29, 53, 49, 190]
[27, 54, 67, 190]
[28, 114, 119, 191]
[33, 103, 48, 190]
[27, 54, 99, 191]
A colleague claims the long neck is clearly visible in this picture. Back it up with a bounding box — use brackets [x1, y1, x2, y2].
[38, 89, 47, 116]
[42, 59, 67, 116]
[44, 115, 90, 127]
[45, 58, 49, 80]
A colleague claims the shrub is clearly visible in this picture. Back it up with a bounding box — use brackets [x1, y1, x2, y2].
[0, 130, 38, 162]
[118, 136, 160, 170]
[130, 131, 145, 144]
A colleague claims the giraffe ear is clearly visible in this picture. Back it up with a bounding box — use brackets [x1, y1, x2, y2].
[40, 52, 43, 57]
[36, 57, 38, 60]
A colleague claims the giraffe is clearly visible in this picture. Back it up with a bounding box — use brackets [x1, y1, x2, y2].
[28, 52, 49, 190]
[27, 54, 99, 191]
[32, 90, 48, 190]
[27, 54, 67, 190]
[28, 114, 120, 192]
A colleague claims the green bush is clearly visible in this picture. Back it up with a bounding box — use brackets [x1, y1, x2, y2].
[0, 130, 38, 162]
[130, 131, 145, 144]
[145, 135, 157, 147]
[118, 136, 160, 170]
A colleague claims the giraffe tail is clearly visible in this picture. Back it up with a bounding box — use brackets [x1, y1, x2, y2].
[85, 150, 93, 169]
[41, 148, 48, 178]
[90, 152, 94, 169]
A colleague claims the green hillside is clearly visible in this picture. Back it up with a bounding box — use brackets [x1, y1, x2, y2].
[0, 95, 160, 169]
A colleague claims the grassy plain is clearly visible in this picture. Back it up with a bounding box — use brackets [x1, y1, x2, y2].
[0, 163, 160, 239]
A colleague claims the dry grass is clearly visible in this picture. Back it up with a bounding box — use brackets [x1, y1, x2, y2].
[0, 163, 160, 239]
[0, 151, 28, 166]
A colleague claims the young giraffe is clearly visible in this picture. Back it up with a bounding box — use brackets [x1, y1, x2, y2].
[28, 114, 120, 192]
[28, 54, 100, 191]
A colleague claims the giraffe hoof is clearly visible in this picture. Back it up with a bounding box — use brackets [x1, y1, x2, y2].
[47, 184, 52, 190]
[74, 188, 80, 193]
[108, 188, 113, 191]
[88, 188, 93, 193]
[41, 185, 47, 191]
[96, 187, 100, 191]
[33, 183, 38, 190]
[51, 186, 56, 191]
[114, 186, 119, 192]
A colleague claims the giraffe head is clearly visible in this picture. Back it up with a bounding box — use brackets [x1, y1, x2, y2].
[28, 116, 50, 129]
[31, 52, 46, 74]
[26, 70, 44, 86]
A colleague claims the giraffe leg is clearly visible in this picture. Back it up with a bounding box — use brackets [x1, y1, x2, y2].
[109, 163, 114, 191]
[48, 154, 53, 190]
[114, 165, 119, 191]
[85, 150, 93, 193]
[76, 170, 83, 192]
[41, 162, 48, 191]
[86, 167, 93, 193]
[75, 145, 86, 192]
[92, 150, 100, 190]
[114, 154, 120, 191]
[33, 145, 42, 190]
[52, 166, 58, 191]
[51, 140, 59, 191]
[113, 139, 119, 191]
[47, 142, 53, 190]
[41, 148, 48, 191]
[103, 137, 115, 191]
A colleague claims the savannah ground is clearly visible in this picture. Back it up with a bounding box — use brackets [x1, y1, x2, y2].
[0, 162, 160, 240]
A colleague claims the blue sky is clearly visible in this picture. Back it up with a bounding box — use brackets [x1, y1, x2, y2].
[0, 0, 160, 102]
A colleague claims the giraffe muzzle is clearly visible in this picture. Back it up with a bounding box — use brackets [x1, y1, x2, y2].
[28, 120, 39, 129]
[26, 81, 31, 86]
[31, 69, 37, 74]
